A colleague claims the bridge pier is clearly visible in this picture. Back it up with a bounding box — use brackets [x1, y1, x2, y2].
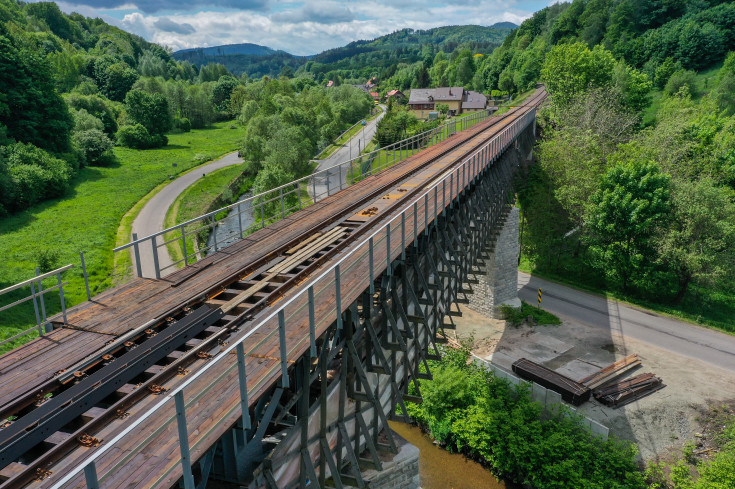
[467, 206, 522, 318]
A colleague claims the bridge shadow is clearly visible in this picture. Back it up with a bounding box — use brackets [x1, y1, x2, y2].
[452, 275, 650, 464]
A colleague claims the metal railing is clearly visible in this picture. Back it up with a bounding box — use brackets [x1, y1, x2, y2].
[0, 264, 73, 348]
[115, 109, 493, 279]
[0, 252, 96, 350]
[53, 108, 536, 489]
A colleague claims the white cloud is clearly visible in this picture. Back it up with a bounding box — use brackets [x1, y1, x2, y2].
[55, 0, 536, 55]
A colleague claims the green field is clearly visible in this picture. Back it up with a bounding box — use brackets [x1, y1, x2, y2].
[0, 122, 244, 347]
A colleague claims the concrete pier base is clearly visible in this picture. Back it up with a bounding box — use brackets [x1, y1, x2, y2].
[467, 206, 521, 318]
[343, 431, 419, 489]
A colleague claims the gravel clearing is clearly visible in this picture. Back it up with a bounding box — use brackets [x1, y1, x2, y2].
[451, 306, 735, 461]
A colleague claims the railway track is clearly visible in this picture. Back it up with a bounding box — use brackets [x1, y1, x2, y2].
[0, 87, 546, 488]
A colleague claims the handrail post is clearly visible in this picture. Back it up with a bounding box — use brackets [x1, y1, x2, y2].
[307, 286, 316, 357]
[132, 233, 142, 278]
[211, 215, 218, 252]
[36, 267, 47, 329]
[83, 462, 99, 489]
[174, 391, 196, 489]
[237, 203, 243, 238]
[297, 183, 302, 210]
[151, 237, 161, 280]
[80, 252, 92, 300]
[180, 225, 189, 266]
[280, 187, 285, 219]
[30, 280, 42, 336]
[335, 265, 342, 330]
[236, 343, 252, 432]
[57, 271, 67, 327]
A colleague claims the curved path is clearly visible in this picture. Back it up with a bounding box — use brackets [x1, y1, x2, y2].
[131, 151, 243, 278]
[310, 106, 386, 198]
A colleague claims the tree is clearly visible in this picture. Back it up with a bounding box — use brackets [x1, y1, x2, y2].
[586, 159, 671, 293]
[125, 89, 171, 136]
[436, 103, 449, 116]
[612, 61, 652, 112]
[0, 30, 73, 153]
[101, 62, 139, 102]
[541, 43, 616, 106]
[212, 75, 239, 113]
[657, 178, 735, 303]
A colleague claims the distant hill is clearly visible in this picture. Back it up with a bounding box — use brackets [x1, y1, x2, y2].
[174, 42, 281, 57]
[174, 24, 516, 78]
[489, 22, 518, 30]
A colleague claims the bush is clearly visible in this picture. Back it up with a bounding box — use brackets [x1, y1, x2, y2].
[72, 129, 114, 166]
[116, 124, 167, 149]
[664, 69, 698, 97]
[116, 124, 151, 149]
[34, 249, 60, 273]
[0, 143, 73, 211]
[173, 117, 191, 133]
[409, 346, 645, 488]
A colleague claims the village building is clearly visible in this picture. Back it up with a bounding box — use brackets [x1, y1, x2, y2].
[408, 87, 488, 119]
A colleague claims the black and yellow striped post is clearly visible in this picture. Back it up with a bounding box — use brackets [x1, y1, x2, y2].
[537, 288, 542, 309]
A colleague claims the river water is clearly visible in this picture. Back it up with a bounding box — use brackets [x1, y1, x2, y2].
[389, 421, 511, 489]
[205, 191, 255, 252]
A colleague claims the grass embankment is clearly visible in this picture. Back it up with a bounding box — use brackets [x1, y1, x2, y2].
[500, 301, 561, 327]
[163, 164, 253, 266]
[406, 343, 646, 489]
[519, 256, 735, 334]
[0, 122, 243, 348]
[495, 88, 536, 115]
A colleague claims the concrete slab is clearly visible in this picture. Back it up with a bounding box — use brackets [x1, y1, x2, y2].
[516, 333, 573, 363]
[554, 358, 601, 382]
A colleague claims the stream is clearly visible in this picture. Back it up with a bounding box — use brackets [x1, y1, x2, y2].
[205, 190, 255, 252]
[389, 421, 512, 489]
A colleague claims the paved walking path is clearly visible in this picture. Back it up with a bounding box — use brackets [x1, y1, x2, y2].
[517, 271, 735, 373]
[310, 106, 386, 198]
[130, 151, 243, 278]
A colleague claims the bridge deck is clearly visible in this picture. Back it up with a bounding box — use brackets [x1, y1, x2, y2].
[0, 90, 545, 489]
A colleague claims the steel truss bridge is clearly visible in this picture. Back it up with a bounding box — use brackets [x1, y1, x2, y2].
[0, 88, 546, 489]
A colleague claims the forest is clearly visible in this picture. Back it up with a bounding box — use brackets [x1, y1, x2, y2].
[0, 0, 372, 217]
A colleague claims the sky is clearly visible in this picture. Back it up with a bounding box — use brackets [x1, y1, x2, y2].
[45, 0, 553, 56]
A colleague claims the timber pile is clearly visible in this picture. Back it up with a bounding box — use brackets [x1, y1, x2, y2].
[512, 358, 591, 406]
[579, 354, 641, 389]
[593, 373, 665, 408]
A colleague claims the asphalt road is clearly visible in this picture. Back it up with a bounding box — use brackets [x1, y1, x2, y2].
[517, 272, 735, 373]
[130, 151, 243, 278]
[310, 106, 386, 199]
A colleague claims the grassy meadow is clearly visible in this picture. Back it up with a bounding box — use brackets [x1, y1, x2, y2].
[0, 122, 243, 347]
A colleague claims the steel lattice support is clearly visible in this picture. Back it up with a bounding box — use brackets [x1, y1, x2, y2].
[198, 123, 532, 489]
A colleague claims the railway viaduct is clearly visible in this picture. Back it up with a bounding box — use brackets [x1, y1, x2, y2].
[0, 88, 545, 489]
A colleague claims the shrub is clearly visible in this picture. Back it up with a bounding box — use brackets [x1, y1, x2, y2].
[34, 249, 60, 273]
[173, 117, 191, 133]
[409, 346, 646, 488]
[116, 124, 151, 149]
[72, 129, 114, 166]
[664, 69, 698, 97]
[0, 143, 72, 211]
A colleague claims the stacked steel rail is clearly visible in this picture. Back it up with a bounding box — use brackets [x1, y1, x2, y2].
[0, 88, 546, 489]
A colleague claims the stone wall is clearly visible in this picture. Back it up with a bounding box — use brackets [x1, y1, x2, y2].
[467, 206, 521, 318]
[343, 430, 420, 489]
